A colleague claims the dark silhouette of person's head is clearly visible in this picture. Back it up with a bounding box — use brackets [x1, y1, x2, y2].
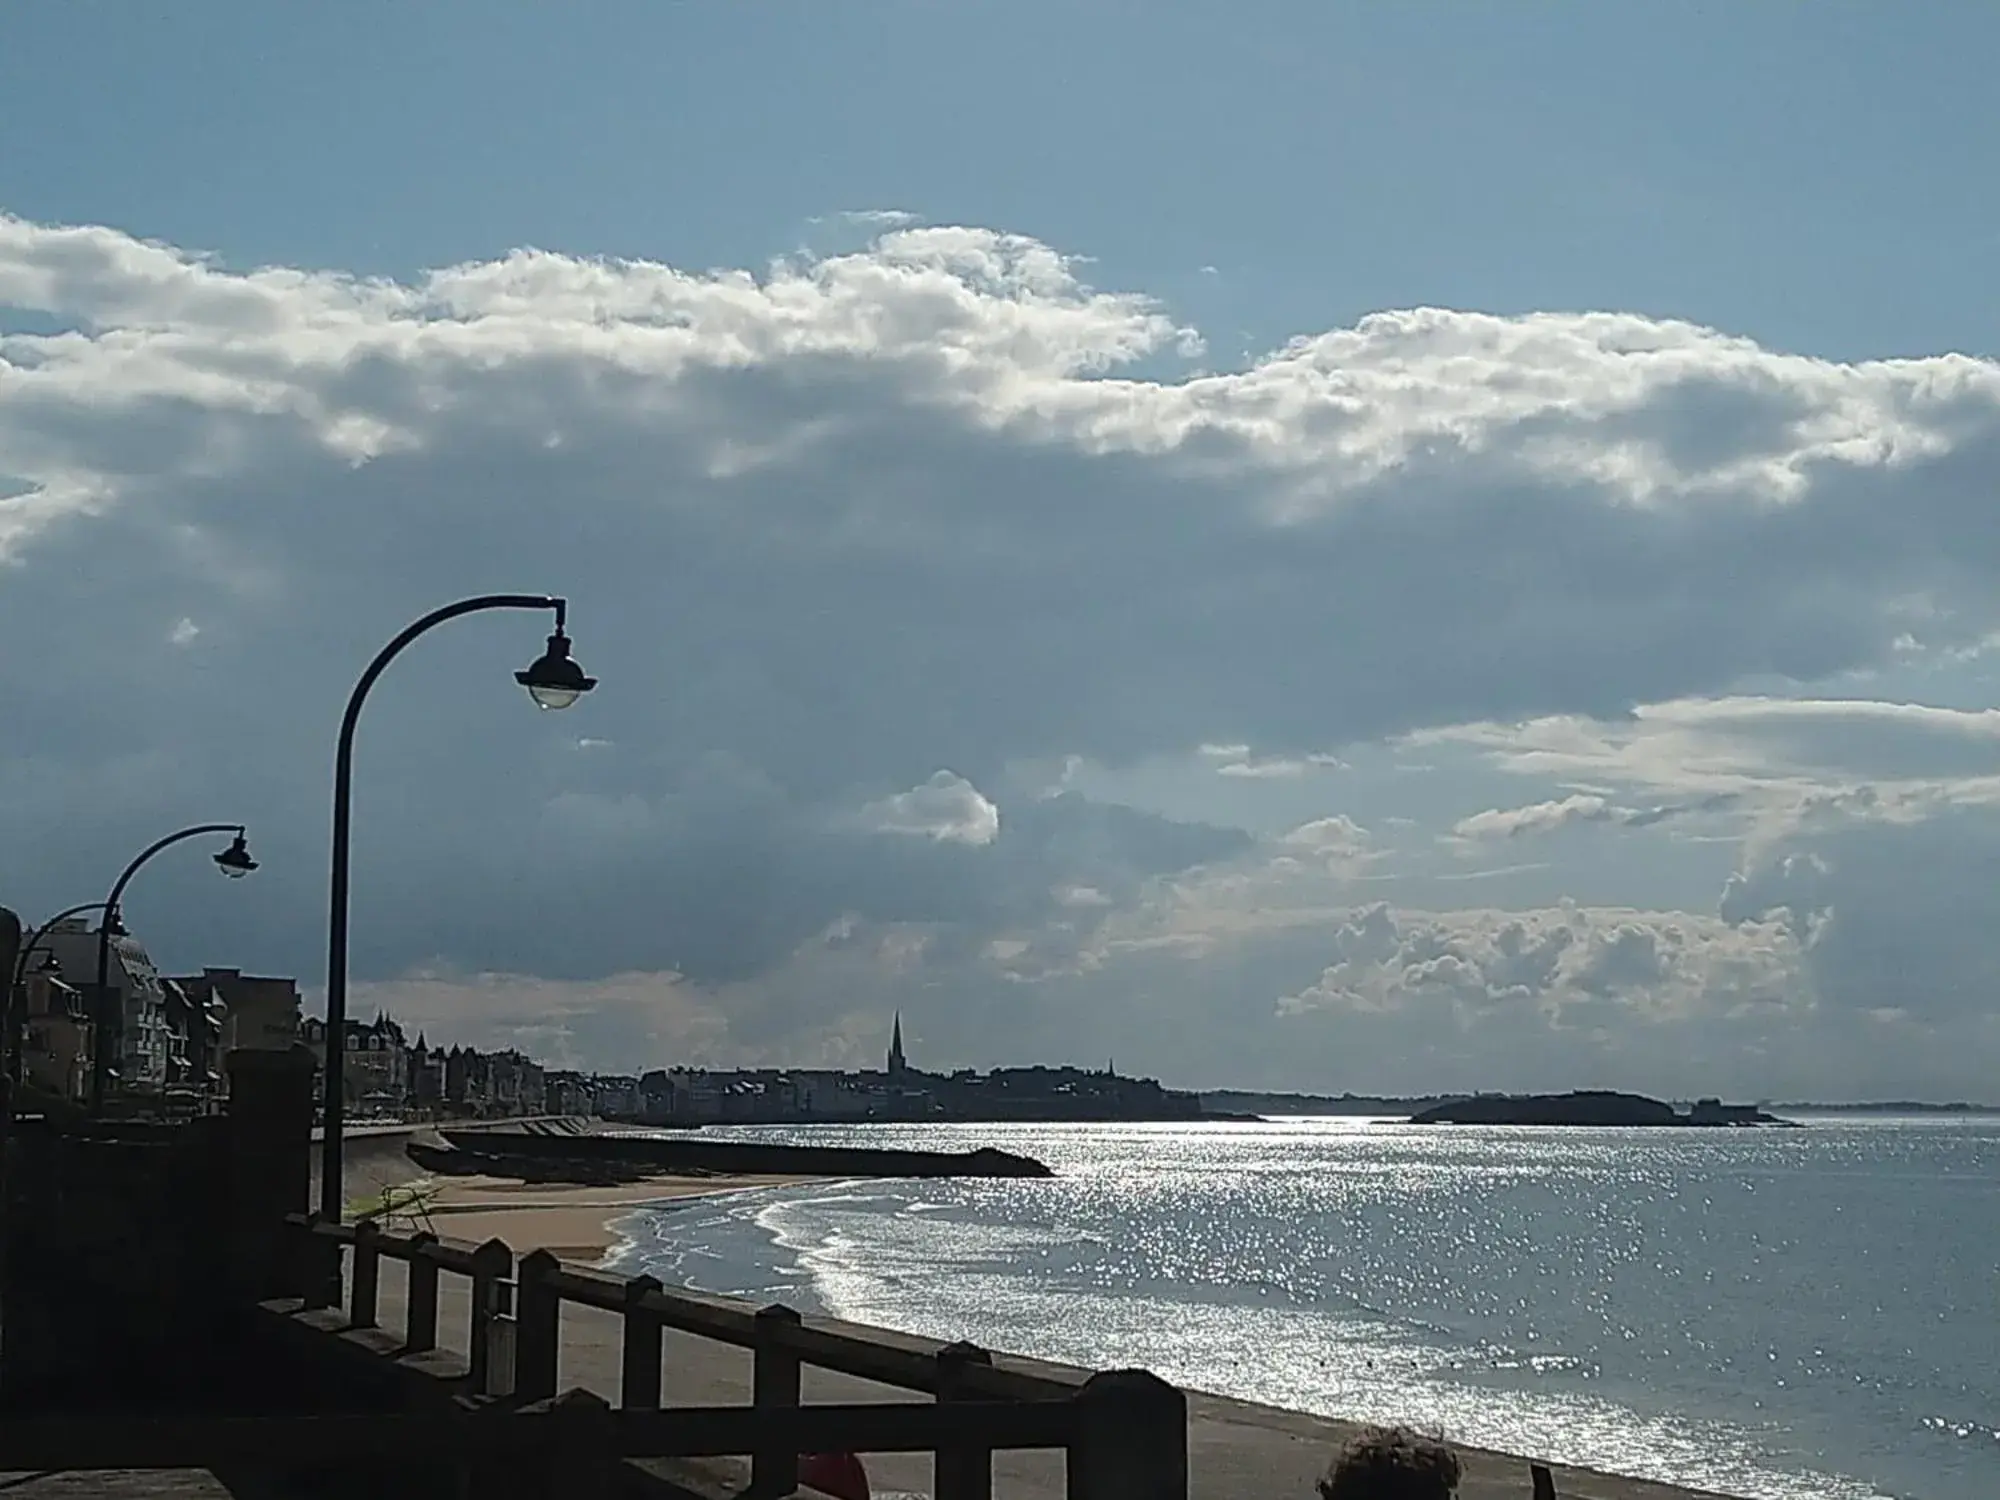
[1316, 1425, 1462, 1499]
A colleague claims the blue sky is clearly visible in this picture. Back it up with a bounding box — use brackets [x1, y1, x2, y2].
[6, 4, 2000, 1097]
[7, 2, 1996, 364]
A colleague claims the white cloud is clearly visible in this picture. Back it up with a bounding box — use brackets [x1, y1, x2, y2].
[1279, 815, 1372, 856]
[857, 771, 1001, 845]
[1426, 697, 2000, 800]
[1272, 902, 1815, 1087]
[1213, 751, 1347, 779]
[1055, 884, 1112, 908]
[1453, 793, 1615, 840]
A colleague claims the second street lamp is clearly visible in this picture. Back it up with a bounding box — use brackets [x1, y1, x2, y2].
[320, 594, 594, 1222]
[91, 823, 259, 1109]
[6, 900, 111, 1087]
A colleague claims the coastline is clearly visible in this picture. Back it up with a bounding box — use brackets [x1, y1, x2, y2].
[349, 1170, 1750, 1500]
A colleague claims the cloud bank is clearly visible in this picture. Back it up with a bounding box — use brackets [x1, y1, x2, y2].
[5, 211, 2000, 1095]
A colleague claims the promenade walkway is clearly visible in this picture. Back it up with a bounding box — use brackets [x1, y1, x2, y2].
[0, 1474, 232, 1496]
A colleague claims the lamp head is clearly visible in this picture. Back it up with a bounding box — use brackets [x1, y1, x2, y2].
[213, 832, 258, 879]
[516, 629, 597, 711]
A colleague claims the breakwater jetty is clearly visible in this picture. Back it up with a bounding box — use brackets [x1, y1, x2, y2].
[415, 1122, 1053, 1183]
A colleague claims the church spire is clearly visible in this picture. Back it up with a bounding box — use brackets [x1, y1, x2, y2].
[888, 1012, 907, 1078]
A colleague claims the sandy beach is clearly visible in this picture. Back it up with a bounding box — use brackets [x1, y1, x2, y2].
[355, 1170, 803, 1265]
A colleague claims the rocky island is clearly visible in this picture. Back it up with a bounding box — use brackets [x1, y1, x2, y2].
[1409, 1090, 1793, 1127]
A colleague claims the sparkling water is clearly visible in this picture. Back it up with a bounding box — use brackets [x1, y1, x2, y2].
[604, 1116, 1999, 1500]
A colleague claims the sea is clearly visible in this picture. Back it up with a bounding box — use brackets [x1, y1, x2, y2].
[600, 1116, 1998, 1500]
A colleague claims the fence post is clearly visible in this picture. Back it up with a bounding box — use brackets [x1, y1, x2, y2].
[404, 1233, 439, 1353]
[280, 1215, 314, 1301]
[515, 1248, 563, 1403]
[750, 1302, 803, 1498]
[467, 1238, 515, 1397]
[1532, 1462, 1557, 1499]
[299, 1216, 340, 1312]
[620, 1274, 665, 1410]
[936, 1340, 995, 1500]
[1068, 1369, 1188, 1500]
[349, 1219, 380, 1328]
[545, 1388, 618, 1500]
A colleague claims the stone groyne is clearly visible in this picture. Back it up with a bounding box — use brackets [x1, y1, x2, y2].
[421, 1124, 1053, 1180]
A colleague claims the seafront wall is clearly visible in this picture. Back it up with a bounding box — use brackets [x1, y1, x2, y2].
[306, 1116, 591, 1205]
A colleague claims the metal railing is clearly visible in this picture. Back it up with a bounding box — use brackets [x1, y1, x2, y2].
[281, 1213, 1186, 1500]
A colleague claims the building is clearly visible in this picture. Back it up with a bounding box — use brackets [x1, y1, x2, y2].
[441, 1044, 479, 1113]
[612, 1015, 1202, 1127]
[301, 1012, 409, 1115]
[18, 963, 93, 1105]
[36, 917, 175, 1094]
[158, 979, 222, 1099]
[591, 1074, 640, 1119]
[169, 968, 301, 1057]
[485, 1050, 546, 1116]
[543, 1069, 592, 1117]
[406, 1034, 445, 1112]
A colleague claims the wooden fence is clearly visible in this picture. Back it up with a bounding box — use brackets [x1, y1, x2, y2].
[279, 1212, 1187, 1500]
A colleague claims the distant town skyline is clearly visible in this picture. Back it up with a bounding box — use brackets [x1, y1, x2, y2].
[5, 7, 2000, 1100]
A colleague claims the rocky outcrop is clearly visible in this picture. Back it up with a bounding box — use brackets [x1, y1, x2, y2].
[1410, 1090, 1789, 1126]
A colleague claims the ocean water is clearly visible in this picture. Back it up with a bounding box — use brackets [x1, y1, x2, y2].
[603, 1116, 1999, 1500]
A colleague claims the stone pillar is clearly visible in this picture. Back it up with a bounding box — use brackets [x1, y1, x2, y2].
[223, 1045, 316, 1305]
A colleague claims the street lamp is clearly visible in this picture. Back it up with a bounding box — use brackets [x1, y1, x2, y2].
[91, 824, 259, 1107]
[214, 833, 259, 878]
[5, 901, 110, 1087]
[320, 594, 593, 1221]
[516, 627, 598, 710]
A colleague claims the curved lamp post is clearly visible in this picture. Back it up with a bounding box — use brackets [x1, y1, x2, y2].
[321, 595, 594, 1220]
[13, 902, 112, 993]
[91, 825, 259, 1106]
[7, 901, 112, 1086]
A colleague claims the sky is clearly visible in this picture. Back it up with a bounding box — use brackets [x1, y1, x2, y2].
[4, 3, 2000, 1100]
